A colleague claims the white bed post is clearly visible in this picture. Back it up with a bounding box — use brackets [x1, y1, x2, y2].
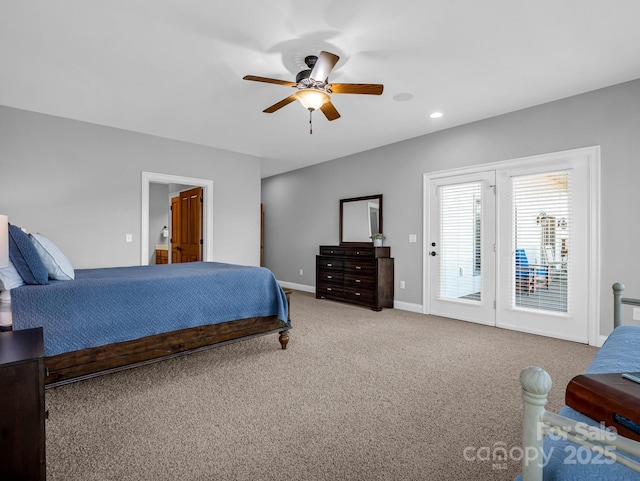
[613, 282, 625, 328]
[520, 366, 553, 481]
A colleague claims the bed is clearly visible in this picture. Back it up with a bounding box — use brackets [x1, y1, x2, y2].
[517, 283, 640, 480]
[9, 262, 291, 387]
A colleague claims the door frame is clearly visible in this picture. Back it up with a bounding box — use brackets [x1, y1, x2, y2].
[423, 146, 601, 345]
[141, 171, 214, 265]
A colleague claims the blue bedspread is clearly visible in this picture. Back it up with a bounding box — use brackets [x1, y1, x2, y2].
[11, 262, 289, 357]
[515, 325, 640, 481]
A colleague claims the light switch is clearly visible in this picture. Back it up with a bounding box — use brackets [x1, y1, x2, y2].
[126, 234, 133, 243]
[409, 234, 417, 243]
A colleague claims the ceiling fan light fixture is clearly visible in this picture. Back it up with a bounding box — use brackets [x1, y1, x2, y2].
[295, 88, 330, 111]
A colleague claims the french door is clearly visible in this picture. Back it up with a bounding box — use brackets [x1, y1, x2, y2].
[425, 147, 598, 343]
[495, 159, 590, 342]
[428, 172, 496, 326]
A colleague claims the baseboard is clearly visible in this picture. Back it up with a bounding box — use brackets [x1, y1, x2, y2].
[278, 281, 424, 314]
[278, 281, 315, 294]
[393, 300, 423, 313]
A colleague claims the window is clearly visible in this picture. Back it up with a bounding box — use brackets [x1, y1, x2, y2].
[512, 172, 570, 312]
[438, 181, 483, 301]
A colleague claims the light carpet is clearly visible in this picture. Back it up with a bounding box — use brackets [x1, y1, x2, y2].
[45, 291, 598, 480]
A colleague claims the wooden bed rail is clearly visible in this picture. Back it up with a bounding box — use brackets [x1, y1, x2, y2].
[520, 366, 640, 481]
[613, 282, 640, 328]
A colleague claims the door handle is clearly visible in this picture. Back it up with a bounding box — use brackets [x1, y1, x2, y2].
[429, 251, 437, 256]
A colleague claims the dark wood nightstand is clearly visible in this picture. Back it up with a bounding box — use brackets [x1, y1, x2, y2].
[566, 373, 640, 442]
[0, 327, 46, 480]
[0, 302, 12, 331]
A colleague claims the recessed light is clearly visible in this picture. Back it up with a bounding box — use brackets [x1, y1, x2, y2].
[430, 112, 443, 119]
[393, 92, 413, 102]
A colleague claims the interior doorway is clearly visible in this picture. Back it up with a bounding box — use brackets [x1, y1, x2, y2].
[170, 186, 203, 263]
[141, 172, 214, 266]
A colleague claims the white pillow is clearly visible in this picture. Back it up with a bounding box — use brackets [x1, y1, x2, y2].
[30, 233, 75, 280]
[0, 261, 25, 290]
[0, 289, 10, 302]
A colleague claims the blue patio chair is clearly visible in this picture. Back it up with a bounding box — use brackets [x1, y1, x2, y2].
[515, 249, 549, 295]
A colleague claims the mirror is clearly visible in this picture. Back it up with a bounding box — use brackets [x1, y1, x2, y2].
[340, 194, 383, 245]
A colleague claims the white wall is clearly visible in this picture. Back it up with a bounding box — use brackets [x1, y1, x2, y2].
[0, 106, 262, 268]
[262, 78, 640, 334]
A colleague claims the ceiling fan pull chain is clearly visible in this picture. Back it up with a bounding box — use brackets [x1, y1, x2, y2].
[309, 109, 313, 135]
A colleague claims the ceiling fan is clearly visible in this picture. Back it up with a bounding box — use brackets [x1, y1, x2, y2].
[243, 51, 383, 133]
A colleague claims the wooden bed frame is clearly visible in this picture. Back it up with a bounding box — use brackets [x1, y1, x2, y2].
[44, 290, 291, 388]
[519, 284, 640, 480]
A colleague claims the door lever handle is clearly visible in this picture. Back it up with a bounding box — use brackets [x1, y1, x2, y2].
[429, 251, 437, 256]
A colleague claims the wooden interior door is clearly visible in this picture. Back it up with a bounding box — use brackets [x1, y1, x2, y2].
[171, 187, 203, 263]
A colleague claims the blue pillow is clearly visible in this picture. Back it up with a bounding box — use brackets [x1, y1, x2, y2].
[8, 224, 49, 285]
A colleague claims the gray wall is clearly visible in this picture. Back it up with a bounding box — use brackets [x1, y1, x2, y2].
[0, 106, 262, 268]
[149, 183, 170, 265]
[262, 78, 640, 333]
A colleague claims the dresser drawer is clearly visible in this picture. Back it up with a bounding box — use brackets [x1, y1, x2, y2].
[344, 259, 375, 275]
[317, 283, 344, 296]
[317, 257, 344, 270]
[344, 247, 374, 257]
[318, 270, 344, 283]
[320, 246, 346, 256]
[344, 273, 375, 289]
[343, 287, 375, 303]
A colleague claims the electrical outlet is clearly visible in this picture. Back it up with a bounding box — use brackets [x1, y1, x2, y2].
[409, 234, 417, 243]
[633, 308, 640, 321]
[125, 234, 133, 243]
[400, 280, 406, 289]
[299, 269, 303, 276]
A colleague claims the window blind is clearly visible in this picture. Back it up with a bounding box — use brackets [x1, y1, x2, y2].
[512, 172, 571, 313]
[438, 182, 483, 301]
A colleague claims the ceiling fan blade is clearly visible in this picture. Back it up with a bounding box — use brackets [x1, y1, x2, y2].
[330, 83, 384, 95]
[243, 75, 297, 87]
[320, 101, 341, 121]
[310, 51, 340, 82]
[263, 94, 297, 113]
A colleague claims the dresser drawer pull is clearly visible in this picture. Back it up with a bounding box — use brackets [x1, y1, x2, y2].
[326, 275, 333, 279]
[355, 266, 362, 270]
[356, 251, 360, 254]
[326, 287, 332, 291]
[355, 279, 361, 283]
[327, 263, 333, 267]
[355, 292, 361, 296]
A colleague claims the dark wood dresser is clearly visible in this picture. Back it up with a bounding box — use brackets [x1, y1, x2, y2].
[316, 245, 394, 311]
[0, 327, 46, 480]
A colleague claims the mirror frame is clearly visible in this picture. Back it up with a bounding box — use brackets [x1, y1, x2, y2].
[339, 194, 383, 246]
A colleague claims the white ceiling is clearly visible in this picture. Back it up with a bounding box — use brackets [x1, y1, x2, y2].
[2, 1, 640, 178]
